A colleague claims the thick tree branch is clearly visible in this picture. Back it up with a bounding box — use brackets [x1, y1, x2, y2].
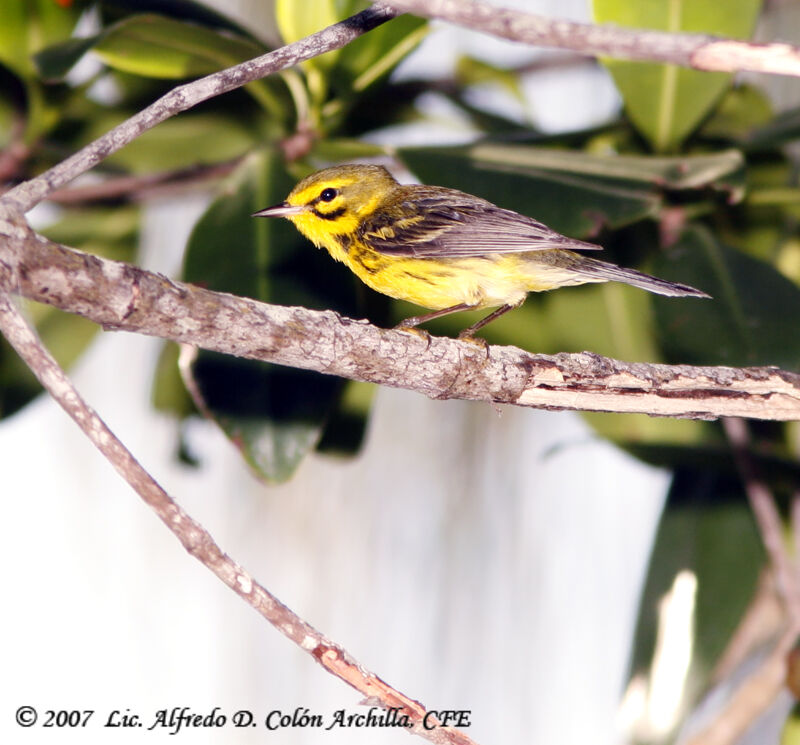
[1, 227, 798, 421]
[0, 289, 478, 745]
[382, 0, 800, 77]
[1, 3, 399, 215]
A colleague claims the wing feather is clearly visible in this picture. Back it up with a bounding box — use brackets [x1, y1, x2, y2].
[358, 191, 601, 258]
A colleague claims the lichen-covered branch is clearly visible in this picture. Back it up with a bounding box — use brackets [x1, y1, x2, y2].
[1, 227, 798, 421]
[383, 0, 800, 77]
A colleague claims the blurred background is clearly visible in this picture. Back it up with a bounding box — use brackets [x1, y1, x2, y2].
[2, 1, 800, 743]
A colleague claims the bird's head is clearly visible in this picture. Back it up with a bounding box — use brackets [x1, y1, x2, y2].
[253, 164, 400, 247]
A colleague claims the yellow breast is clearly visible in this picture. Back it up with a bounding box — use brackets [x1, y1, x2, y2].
[344, 247, 533, 310]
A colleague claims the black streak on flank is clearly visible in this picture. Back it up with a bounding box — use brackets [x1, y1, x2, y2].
[334, 232, 352, 251]
[354, 251, 390, 275]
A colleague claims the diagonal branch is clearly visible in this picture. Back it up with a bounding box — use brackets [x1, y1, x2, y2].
[43, 159, 241, 205]
[1, 227, 798, 421]
[382, 0, 800, 77]
[2, 3, 399, 215]
[0, 289, 478, 745]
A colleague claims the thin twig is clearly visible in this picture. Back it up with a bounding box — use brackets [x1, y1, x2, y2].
[1, 229, 799, 421]
[711, 570, 784, 685]
[0, 290, 477, 745]
[793, 493, 800, 577]
[0, 112, 28, 182]
[683, 626, 796, 745]
[382, 0, 800, 77]
[724, 417, 800, 622]
[1, 3, 399, 215]
[0, 142, 31, 185]
[41, 160, 241, 205]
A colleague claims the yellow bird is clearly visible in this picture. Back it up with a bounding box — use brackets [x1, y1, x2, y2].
[253, 164, 708, 337]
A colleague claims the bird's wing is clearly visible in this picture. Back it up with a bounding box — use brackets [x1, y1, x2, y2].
[358, 193, 601, 258]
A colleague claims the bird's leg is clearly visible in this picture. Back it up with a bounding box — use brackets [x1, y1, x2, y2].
[395, 303, 477, 329]
[457, 303, 516, 339]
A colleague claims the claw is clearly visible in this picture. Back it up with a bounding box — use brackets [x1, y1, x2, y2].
[458, 333, 490, 359]
[396, 324, 433, 349]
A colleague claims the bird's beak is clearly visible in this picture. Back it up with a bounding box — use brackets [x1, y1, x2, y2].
[251, 202, 306, 218]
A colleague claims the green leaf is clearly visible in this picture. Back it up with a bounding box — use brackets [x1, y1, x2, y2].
[315, 380, 374, 455]
[399, 144, 748, 234]
[698, 84, 774, 142]
[275, 0, 346, 44]
[187, 351, 343, 482]
[330, 14, 427, 98]
[83, 14, 283, 116]
[152, 342, 195, 418]
[652, 224, 800, 369]
[92, 14, 262, 78]
[310, 138, 387, 162]
[0, 336, 46, 418]
[454, 56, 524, 102]
[181, 149, 360, 482]
[274, 3, 425, 126]
[276, 0, 361, 105]
[0, 280, 74, 416]
[83, 111, 257, 173]
[0, 0, 79, 141]
[625, 441, 800, 488]
[592, 0, 763, 152]
[741, 105, 800, 151]
[25, 302, 99, 374]
[317, 14, 427, 129]
[34, 35, 102, 81]
[0, 84, 19, 150]
[276, 0, 357, 69]
[783, 706, 800, 745]
[99, 0, 255, 38]
[39, 205, 140, 256]
[547, 282, 662, 360]
[464, 142, 745, 191]
[0, 0, 78, 78]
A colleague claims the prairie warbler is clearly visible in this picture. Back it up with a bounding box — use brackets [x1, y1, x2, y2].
[253, 164, 708, 337]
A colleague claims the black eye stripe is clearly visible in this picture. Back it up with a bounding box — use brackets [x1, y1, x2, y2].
[311, 206, 346, 221]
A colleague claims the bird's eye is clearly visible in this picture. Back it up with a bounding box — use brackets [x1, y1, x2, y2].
[320, 188, 338, 202]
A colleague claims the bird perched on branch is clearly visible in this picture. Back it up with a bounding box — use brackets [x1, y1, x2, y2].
[253, 164, 708, 338]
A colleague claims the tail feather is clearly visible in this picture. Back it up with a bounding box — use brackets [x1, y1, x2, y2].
[577, 256, 710, 299]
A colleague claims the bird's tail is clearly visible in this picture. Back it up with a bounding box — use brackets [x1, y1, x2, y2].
[572, 256, 710, 298]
